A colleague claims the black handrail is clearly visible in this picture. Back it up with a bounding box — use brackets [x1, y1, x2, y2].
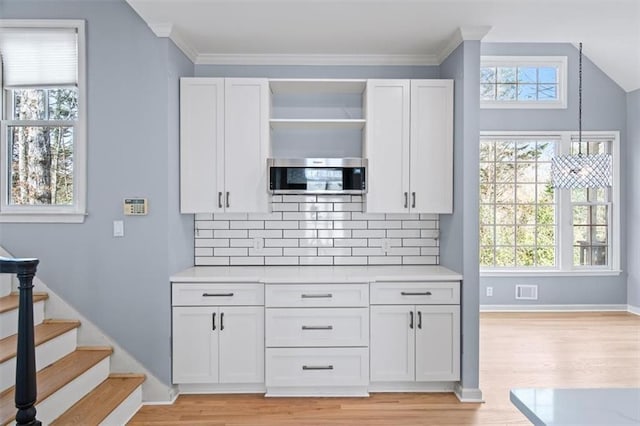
[0, 256, 41, 426]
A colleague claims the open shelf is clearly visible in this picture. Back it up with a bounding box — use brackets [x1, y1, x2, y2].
[270, 118, 366, 130]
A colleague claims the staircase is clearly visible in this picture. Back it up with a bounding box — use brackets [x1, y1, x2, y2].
[0, 282, 145, 425]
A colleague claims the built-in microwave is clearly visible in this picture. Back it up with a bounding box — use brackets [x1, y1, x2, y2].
[267, 158, 367, 194]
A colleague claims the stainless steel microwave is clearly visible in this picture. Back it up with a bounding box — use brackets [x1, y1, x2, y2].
[267, 158, 367, 194]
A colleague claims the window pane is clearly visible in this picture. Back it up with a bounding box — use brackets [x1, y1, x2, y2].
[496, 204, 515, 224]
[536, 163, 551, 182]
[495, 247, 515, 267]
[516, 204, 536, 224]
[538, 84, 558, 100]
[497, 84, 517, 100]
[516, 184, 536, 203]
[48, 88, 79, 120]
[480, 67, 496, 83]
[480, 247, 495, 267]
[480, 225, 494, 245]
[495, 162, 515, 182]
[536, 247, 555, 266]
[516, 225, 536, 245]
[516, 247, 535, 266]
[517, 67, 537, 83]
[537, 140, 555, 161]
[518, 84, 537, 100]
[516, 163, 536, 183]
[496, 141, 516, 162]
[537, 225, 556, 246]
[497, 67, 517, 83]
[536, 205, 555, 225]
[8, 125, 74, 205]
[538, 67, 558, 83]
[480, 204, 495, 225]
[13, 89, 46, 120]
[480, 162, 495, 184]
[480, 84, 496, 100]
[495, 184, 515, 203]
[480, 140, 495, 162]
[496, 226, 515, 245]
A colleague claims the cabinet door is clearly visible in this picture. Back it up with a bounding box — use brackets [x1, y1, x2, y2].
[218, 306, 265, 383]
[180, 78, 225, 213]
[415, 305, 460, 381]
[409, 80, 453, 213]
[224, 78, 269, 213]
[172, 306, 219, 383]
[370, 305, 415, 382]
[365, 80, 410, 213]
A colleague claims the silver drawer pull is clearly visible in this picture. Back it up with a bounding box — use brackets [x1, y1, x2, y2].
[401, 291, 432, 296]
[202, 292, 234, 297]
[301, 325, 333, 330]
[301, 293, 333, 298]
[302, 365, 334, 371]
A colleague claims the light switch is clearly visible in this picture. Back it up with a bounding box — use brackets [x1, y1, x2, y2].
[113, 220, 124, 237]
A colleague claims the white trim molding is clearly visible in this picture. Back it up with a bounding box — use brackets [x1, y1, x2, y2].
[628, 305, 640, 316]
[454, 384, 484, 403]
[437, 25, 492, 64]
[480, 304, 628, 312]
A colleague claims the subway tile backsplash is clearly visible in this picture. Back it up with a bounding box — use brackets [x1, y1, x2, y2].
[194, 195, 440, 266]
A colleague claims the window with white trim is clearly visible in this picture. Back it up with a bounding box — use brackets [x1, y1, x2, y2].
[480, 132, 620, 274]
[0, 20, 86, 223]
[480, 56, 567, 109]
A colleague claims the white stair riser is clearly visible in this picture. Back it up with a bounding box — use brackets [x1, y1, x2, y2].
[0, 300, 45, 340]
[100, 385, 142, 426]
[0, 328, 77, 393]
[37, 357, 110, 425]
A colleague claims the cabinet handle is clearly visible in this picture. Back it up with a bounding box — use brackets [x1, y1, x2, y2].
[412, 192, 416, 208]
[220, 312, 224, 331]
[404, 192, 408, 208]
[301, 293, 333, 298]
[202, 292, 234, 297]
[409, 311, 414, 329]
[218, 192, 223, 209]
[401, 291, 432, 296]
[418, 311, 422, 329]
[226, 191, 230, 208]
[301, 325, 333, 330]
[302, 365, 334, 371]
[212, 312, 216, 331]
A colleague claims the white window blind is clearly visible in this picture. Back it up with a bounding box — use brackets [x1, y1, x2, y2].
[0, 27, 78, 87]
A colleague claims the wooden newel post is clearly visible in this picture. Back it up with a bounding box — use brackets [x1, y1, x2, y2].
[0, 257, 41, 426]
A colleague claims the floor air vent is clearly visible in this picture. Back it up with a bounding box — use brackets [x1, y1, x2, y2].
[515, 284, 538, 300]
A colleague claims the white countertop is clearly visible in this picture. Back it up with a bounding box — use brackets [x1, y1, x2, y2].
[510, 388, 640, 425]
[171, 265, 462, 283]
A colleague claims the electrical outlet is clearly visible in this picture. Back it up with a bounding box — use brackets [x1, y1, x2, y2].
[486, 286, 493, 297]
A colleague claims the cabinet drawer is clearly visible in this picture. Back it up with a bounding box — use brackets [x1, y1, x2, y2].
[370, 281, 459, 305]
[266, 347, 368, 387]
[172, 283, 264, 306]
[266, 283, 368, 307]
[266, 308, 368, 347]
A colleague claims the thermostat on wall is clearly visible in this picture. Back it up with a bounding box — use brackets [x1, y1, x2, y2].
[124, 198, 148, 215]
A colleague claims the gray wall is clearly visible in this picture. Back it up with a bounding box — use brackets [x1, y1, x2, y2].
[0, 0, 194, 384]
[627, 89, 640, 309]
[439, 41, 481, 392]
[195, 64, 439, 79]
[479, 43, 628, 306]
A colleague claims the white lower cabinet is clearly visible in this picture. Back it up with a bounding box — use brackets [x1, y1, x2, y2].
[265, 282, 369, 396]
[171, 283, 265, 391]
[370, 281, 460, 386]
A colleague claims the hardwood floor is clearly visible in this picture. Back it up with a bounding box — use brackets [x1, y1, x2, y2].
[129, 312, 640, 425]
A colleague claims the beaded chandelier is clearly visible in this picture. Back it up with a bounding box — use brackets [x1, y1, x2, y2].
[551, 43, 612, 189]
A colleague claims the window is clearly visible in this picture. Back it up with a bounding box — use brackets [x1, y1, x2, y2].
[480, 132, 620, 275]
[480, 56, 567, 109]
[0, 20, 86, 223]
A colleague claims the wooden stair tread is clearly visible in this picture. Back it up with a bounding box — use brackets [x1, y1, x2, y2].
[51, 374, 145, 425]
[0, 292, 48, 314]
[0, 347, 112, 425]
[0, 320, 80, 363]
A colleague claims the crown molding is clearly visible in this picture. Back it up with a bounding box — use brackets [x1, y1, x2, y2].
[147, 22, 198, 63]
[437, 25, 492, 63]
[195, 53, 440, 66]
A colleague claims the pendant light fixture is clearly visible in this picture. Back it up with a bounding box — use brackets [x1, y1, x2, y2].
[551, 43, 612, 189]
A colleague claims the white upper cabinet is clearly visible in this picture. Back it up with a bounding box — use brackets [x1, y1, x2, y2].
[366, 79, 453, 214]
[180, 78, 269, 213]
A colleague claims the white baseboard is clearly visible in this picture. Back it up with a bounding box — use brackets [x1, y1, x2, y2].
[454, 383, 484, 403]
[480, 304, 628, 312]
[628, 305, 640, 315]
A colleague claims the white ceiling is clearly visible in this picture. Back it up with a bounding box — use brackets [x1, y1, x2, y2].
[126, 0, 640, 92]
